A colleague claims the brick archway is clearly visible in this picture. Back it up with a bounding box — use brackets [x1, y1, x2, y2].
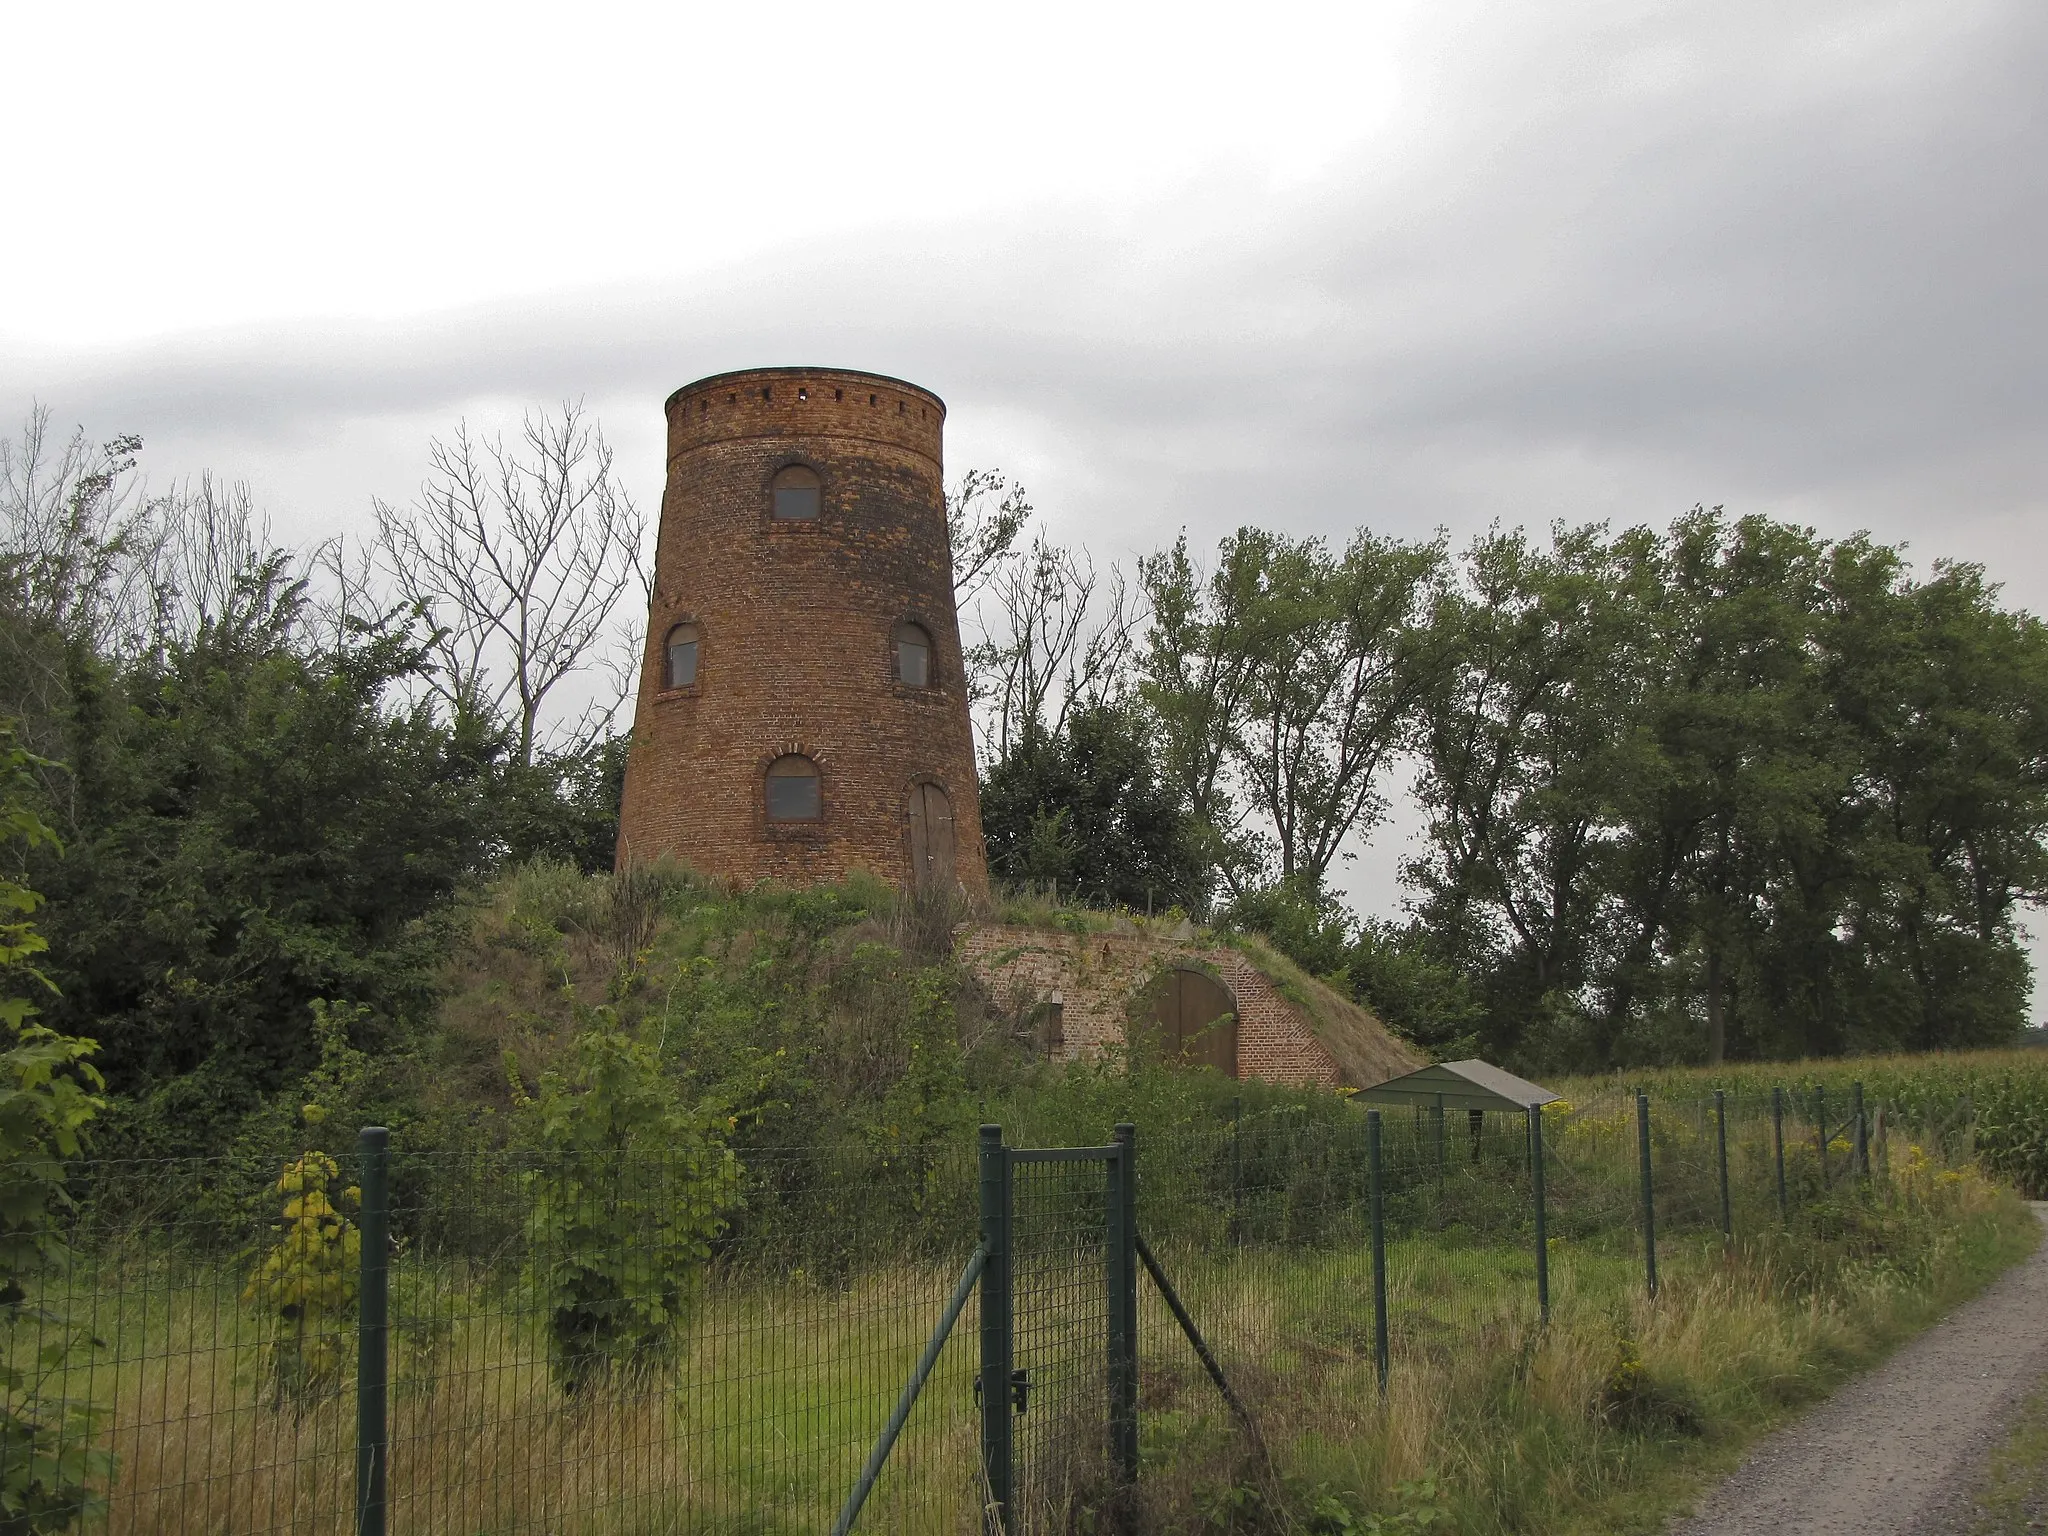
[1149, 966, 1238, 1077]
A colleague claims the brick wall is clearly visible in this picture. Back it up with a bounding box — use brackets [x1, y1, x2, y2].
[956, 925, 1345, 1089]
[617, 367, 988, 890]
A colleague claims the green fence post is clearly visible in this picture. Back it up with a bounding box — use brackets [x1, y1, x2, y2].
[1636, 1093, 1658, 1299]
[1714, 1090, 1731, 1243]
[1852, 1081, 1869, 1181]
[1529, 1104, 1549, 1323]
[1108, 1123, 1139, 1517]
[978, 1124, 1012, 1534]
[1814, 1084, 1829, 1184]
[355, 1126, 390, 1536]
[1368, 1109, 1389, 1393]
[1772, 1086, 1788, 1225]
[1432, 1093, 1445, 1181]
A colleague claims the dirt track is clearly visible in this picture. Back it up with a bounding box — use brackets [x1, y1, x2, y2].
[1668, 1203, 2048, 1536]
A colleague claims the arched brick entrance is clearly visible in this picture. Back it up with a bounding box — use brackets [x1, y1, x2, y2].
[1148, 966, 1238, 1077]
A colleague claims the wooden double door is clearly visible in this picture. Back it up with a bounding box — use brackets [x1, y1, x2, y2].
[1147, 967, 1238, 1077]
[906, 781, 956, 891]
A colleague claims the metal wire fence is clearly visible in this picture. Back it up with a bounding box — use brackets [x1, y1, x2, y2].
[11, 1080, 1989, 1534]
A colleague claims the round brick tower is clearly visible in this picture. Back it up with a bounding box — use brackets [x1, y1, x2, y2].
[616, 366, 988, 893]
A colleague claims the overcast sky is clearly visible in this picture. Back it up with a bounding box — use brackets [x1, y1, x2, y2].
[6, 0, 2045, 1004]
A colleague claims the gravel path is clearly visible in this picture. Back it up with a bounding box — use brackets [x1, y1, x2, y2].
[1668, 1203, 2048, 1536]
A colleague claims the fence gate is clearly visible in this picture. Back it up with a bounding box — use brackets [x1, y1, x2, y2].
[979, 1123, 1138, 1536]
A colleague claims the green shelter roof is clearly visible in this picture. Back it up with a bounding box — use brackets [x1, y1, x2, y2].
[1355, 1059, 1560, 1113]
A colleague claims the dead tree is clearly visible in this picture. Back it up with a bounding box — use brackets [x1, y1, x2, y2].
[373, 403, 645, 764]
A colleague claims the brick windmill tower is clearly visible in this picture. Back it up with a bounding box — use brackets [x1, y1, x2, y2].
[615, 366, 988, 893]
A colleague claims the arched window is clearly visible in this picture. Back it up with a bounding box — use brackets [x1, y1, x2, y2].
[664, 623, 700, 689]
[894, 621, 932, 688]
[771, 465, 821, 521]
[765, 755, 821, 822]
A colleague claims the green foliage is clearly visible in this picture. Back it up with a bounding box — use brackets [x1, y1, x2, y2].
[0, 722, 112, 1532]
[980, 699, 1210, 909]
[1972, 1074, 2048, 1199]
[1139, 527, 1449, 899]
[1349, 1477, 1453, 1534]
[514, 1019, 741, 1393]
[858, 965, 973, 1218]
[20, 580, 496, 1152]
[3, 473, 634, 1158]
[1149, 511, 2047, 1067]
[490, 731, 633, 876]
[1218, 883, 1481, 1056]
[236, 999, 377, 1411]
[424, 866, 1371, 1271]
[1408, 513, 2048, 1070]
[240, 1147, 360, 1410]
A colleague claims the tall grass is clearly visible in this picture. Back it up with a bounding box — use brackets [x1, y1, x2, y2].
[1138, 1158, 2032, 1531]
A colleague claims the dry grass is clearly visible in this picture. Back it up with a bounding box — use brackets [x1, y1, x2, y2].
[1121, 1155, 2032, 1533]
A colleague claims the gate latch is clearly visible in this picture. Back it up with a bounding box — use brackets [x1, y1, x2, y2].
[973, 1368, 1033, 1415]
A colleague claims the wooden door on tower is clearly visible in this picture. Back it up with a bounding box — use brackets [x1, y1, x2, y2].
[906, 782, 956, 891]
[1150, 968, 1238, 1077]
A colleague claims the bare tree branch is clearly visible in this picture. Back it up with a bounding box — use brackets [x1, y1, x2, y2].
[0, 406, 160, 657]
[946, 468, 1032, 610]
[373, 402, 645, 763]
[970, 533, 1138, 762]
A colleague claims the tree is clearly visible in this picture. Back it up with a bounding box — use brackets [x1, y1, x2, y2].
[25, 566, 496, 1143]
[1138, 532, 1273, 891]
[514, 1021, 740, 1393]
[1405, 514, 2048, 1070]
[978, 701, 1209, 909]
[1605, 510, 1836, 1063]
[1788, 540, 2048, 1052]
[969, 533, 1136, 763]
[1235, 529, 1447, 892]
[0, 410, 152, 657]
[373, 403, 646, 766]
[1, 411, 154, 764]
[1138, 527, 1448, 900]
[946, 468, 1032, 610]
[1406, 524, 1663, 1067]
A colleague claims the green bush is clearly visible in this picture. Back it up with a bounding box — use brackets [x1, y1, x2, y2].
[0, 723, 114, 1532]
[515, 1018, 741, 1393]
[240, 1146, 359, 1411]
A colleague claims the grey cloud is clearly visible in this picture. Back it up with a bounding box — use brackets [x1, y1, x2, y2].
[4, 13, 2042, 596]
[4, 0, 2043, 997]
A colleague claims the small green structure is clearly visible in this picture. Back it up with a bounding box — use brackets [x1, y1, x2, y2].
[1357, 1059, 1561, 1322]
[1354, 1058, 1560, 1113]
